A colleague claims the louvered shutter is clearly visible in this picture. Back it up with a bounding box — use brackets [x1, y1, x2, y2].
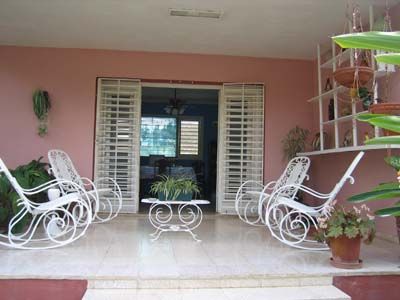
[94, 78, 141, 213]
[179, 119, 200, 156]
[217, 83, 264, 214]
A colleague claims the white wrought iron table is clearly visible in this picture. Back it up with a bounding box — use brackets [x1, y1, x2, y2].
[141, 198, 210, 242]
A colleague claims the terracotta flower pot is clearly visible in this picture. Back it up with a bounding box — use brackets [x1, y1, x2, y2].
[329, 235, 362, 269]
[333, 66, 374, 88]
[369, 103, 400, 136]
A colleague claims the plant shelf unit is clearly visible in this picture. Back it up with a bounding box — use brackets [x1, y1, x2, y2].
[299, 6, 397, 157]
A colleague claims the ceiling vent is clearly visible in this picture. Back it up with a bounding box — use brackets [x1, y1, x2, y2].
[169, 8, 223, 19]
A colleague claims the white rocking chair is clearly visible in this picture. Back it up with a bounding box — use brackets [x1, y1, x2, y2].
[48, 149, 122, 223]
[235, 156, 310, 226]
[265, 151, 365, 250]
[0, 158, 92, 250]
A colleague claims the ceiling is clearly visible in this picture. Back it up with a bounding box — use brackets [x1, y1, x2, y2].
[0, 0, 398, 59]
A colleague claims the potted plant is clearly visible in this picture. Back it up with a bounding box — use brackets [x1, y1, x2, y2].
[33, 89, 51, 137]
[316, 203, 376, 269]
[282, 126, 309, 161]
[150, 175, 200, 201]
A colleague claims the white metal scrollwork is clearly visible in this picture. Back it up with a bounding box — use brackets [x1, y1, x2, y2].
[265, 152, 365, 250]
[143, 199, 209, 242]
[48, 149, 122, 223]
[0, 158, 92, 250]
[235, 156, 310, 226]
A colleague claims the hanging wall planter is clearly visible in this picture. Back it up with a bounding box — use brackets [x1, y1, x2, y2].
[33, 89, 51, 137]
[333, 6, 374, 89]
[333, 66, 374, 88]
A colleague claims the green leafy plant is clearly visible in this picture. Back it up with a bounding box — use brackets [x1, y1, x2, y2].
[33, 89, 51, 137]
[333, 30, 400, 218]
[315, 203, 376, 244]
[346, 113, 400, 218]
[150, 175, 200, 201]
[333, 31, 400, 65]
[282, 126, 309, 161]
[0, 157, 53, 233]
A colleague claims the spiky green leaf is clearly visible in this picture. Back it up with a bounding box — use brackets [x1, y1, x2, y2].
[333, 32, 400, 52]
[375, 206, 400, 217]
[365, 136, 400, 145]
[364, 116, 400, 133]
[376, 53, 400, 65]
[348, 189, 400, 202]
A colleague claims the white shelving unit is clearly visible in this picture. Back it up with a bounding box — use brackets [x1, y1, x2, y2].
[299, 6, 400, 156]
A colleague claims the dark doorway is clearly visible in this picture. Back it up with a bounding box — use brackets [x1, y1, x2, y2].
[139, 87, 219, 212]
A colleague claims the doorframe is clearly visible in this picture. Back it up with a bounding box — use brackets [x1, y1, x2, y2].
[140, 82, 223, 212]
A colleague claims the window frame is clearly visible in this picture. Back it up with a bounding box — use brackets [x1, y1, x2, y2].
[140, 114, 203, 160]
[177, 116, 203, 160]
[140, 115, 178, 158]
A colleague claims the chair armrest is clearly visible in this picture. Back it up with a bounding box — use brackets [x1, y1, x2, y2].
[271, 184, 331, 201]
[92, 177, 122, 196]
[21, 179, 79, 195]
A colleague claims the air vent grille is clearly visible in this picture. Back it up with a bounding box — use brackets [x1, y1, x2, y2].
[169, 8, 223, 19]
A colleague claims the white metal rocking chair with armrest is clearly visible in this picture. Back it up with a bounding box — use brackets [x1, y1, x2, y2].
[235, 156, 310, 226]
[0, 158, 92, 250]
[48, 149, 122, 223]
[265, 151, 365, 250]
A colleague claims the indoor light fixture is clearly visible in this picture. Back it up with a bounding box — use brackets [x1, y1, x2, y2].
[164, 89, 187, 115]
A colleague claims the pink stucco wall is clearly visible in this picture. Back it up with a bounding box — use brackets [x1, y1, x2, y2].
[0, 46, 314, 182]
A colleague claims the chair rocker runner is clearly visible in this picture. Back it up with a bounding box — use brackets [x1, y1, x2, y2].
[48, 149, 122, 223]
[265, 151, 365, 250]
[235, 156, 310, 226]
[0, 158, 92, 250]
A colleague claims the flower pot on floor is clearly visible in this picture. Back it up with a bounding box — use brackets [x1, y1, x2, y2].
[329, 235, 362, 269]
[333, 66, 374, 88]
[369, 103, 400, 136]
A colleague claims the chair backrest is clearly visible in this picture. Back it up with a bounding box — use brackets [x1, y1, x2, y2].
[272, 156, 310, 198]
[48, 150, 84, 188]
[0, 158, 30, 208]
[327, 151, 365, 202]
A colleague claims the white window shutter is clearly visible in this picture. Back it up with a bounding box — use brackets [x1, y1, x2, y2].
[218, 83, 264, 214]
[94, 78, 141, 213]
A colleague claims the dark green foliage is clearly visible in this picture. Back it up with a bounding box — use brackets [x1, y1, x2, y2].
[349, 114, 400, 217]
[0, 157, 53, 232]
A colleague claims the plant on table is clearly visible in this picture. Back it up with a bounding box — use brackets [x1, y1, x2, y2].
[316, 202, 375, 269]
[0, 157, 53, 233]
[150, 175, 200, 201]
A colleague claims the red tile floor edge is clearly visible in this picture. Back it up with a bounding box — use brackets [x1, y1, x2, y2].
[1, 276, 399, 300]
[333, 275, 400, 300]
[0, 279, 87, 300]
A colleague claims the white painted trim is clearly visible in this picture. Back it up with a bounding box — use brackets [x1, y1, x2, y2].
[142, 82, 222, 90]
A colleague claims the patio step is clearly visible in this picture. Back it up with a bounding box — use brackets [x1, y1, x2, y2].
[83, 285, 350, 300]
[87, 275, 334, 289]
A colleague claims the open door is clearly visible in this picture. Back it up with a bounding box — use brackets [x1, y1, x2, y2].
[94, 78, 142, 213]
[217, 83, 264, 214]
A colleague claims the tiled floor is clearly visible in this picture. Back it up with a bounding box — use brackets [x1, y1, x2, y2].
[0, 215, 398, 282]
